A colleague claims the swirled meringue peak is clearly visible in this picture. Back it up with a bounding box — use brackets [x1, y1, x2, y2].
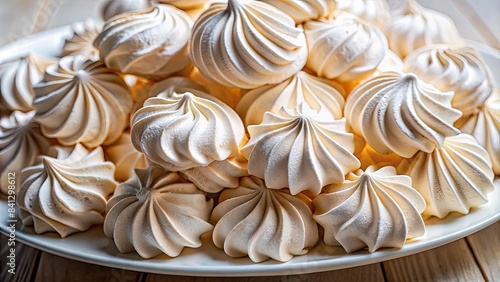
[33, 55, 133, 148]
[0, 111, 51, 195]
[345, 71, 462, 158]
[17, 144, 117, 238]
[104, 132, 149, 182]
[236, 70, 345, 126]
[404, 45, 494, 116]
[304, 11, 388, 83]
[313, 166, 426, 253]
[190, 0, 308, 89]
[94, 5, 193, 80]
[259, 0, 335, 24]
[242, 104, 360, 195]
[211, 176, 318, 262]
[397, 134, 495, 218]
[104, 166, 213, 258]
[131, 92, 246, 171]
[336, 0, 390, 28]
[61, 19, 101, 59]
[101, 0, 151, 21]
[384, 2, 464, 58]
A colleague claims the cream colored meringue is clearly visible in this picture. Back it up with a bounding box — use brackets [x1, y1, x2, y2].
[94, 5, 193, 80]
[304, 11, 387, 83]
[104, 166, 213, 258]
[397, 134, 495, 218]
[236, 71, 345, 126]
[242, 104, 360, 195]
[0, 111, 51, 195]
[33, 56, 132, 148]
[61, 19, 101, 59]
[131, 92, 246, 171]
[313, 166, 426, 253]
[404, 45, 494, 116]
[190, 0, 308, 89]
[260, 0, 336, 24]
[104, 132, 149, 182]
[377, 50, 404, 73]
[17, 144, 117, 238]
[211, 176, 318, 262]
[336, 0, 390, 28]
[345, 72, 462, 158]
[101, 0, 151, 21]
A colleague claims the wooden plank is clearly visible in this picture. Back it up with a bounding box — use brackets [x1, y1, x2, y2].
[467, 222, 500, 282]
[1, 234, 40, 282]
[145, 263, 384, 282]
[383, 239, 484, 282]
[34, 252, 142, 282]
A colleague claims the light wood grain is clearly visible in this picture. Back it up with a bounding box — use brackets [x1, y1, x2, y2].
[1, 235, 40, 282]
[467, 222, 500, 282]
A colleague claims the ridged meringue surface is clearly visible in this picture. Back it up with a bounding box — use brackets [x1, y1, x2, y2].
[190, 0, 308, 89]
[313, 166, 426, 253]
[259, 0, 335, 24]
[101, 0, 151, 21]
[95, 5, 193, 80]
[345, 72, 462, 158]
[104, 132, 149, 182]
[242, 104, 360, 195]
[404, 45, 494, 116]
[236, 71, 345, 126]
[33, 55, 133, 148]
[17, 145, 117, 238]
[104, 166, 213, 258]
[397, 134, 495, 218]
[61, 19, 101, 59]
[336, 0, 390, 28]
[304, 11, 387, 82]
[211, 176, 318, 262]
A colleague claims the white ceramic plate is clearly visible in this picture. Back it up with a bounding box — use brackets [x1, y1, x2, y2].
[0, 25, 499, 277]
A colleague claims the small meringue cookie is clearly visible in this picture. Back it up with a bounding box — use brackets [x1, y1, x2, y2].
[101, 0, 151, 21]
[211, 176, 318, 262]
[259, 0, 336, 24]
[242, 104, 360, 195]
[236, 71, 345, 126]
[17, 144, 117, 238]
[0, 111, 51, 195]
[95, 5, 193, 80]
[404, 45, 494, 116]
[104, 166, 213, 258]
[304, 11, 387, 83]
[33, 55, 133, 148]
[397, 134, 495, 218]
[313, 166, 426, 253]
[336, 0, 390, 28]
[104, 132, 149, 182]
[345, 72, 462, 158]
[61, 19, 101, 59]
[190, 0, 308, 89]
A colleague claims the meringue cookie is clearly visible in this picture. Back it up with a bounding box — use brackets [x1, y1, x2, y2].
[0, 111, 51, 195]
[345, 72, 462, 158]
[259, 0, 336, 24]
[313, 166, 426, 253]
[61, 19, 101, 59]
[336, 0, 390, 28]
[236, 71, 345, 126]
[211, 176, 318, 262]
[104, 166, 213, 258]
[242, 104, 360, 195]
[17, 144, 117, 238]
[104, 132, 149, 182]
[404, 45, 494, 116]
[304, 11, 388, 83]
[95, 5, 193, 80]
[101, 0, 151, 21]
[131, 92, 246, 171]
[190, 0, 308, 89]
[397, 134, 495, 218]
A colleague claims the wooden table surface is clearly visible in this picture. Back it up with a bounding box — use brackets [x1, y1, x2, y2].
[1, 1, 499, 281]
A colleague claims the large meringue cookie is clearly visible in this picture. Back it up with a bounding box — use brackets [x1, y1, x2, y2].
[211, 176, 318, 262]
[33, 55, 133, 148]
[242, 104, 360, 195]
[384, 2, 464, 58]
[259, 0, 335, 24]
[0, 111, 51, 195]
[17, 144, 117, 238]
[313, 166, 426, 253]
[104, 166, 213, 258]
[404, 45, 494, 116]
[236, 70, 345, 126]
[94, 5, 193, 80]
[101, 0, 151, 21]
[104, 132, 149, 182]
[345, 72, 462, 158]
[131, 92, 246, 171]
[336, 0, 390, 28]
[190, 0, 308, 89]
[61, 19, 101, 59]
[397, 134, 495, 218]
[304, 11, 387, 83]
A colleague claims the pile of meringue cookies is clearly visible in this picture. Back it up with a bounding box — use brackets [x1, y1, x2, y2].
[0, 0, 498, 263]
